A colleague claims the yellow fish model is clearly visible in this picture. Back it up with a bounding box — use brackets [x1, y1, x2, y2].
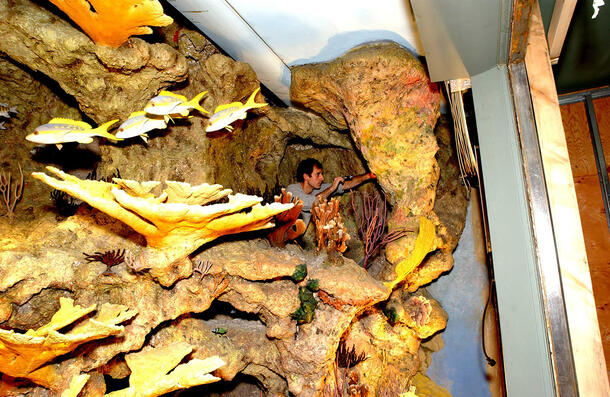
[205, 88, 268, 132]
[26, 118, 120, 150]
[115, 111, 167, 143]
[144, 90, 208, 119]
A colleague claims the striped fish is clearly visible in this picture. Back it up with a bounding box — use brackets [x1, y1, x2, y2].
[26, 118, 120, 150]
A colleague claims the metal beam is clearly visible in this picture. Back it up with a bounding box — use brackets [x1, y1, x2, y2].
[471, 65, 557, 397]
[509, 62, 579, 396]
[583, 94, 610, 232]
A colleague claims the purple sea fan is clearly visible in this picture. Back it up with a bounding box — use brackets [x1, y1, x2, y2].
[350, 191, 410, 269]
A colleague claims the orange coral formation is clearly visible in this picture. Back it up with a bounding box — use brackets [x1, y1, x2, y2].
[48, 0, 173, 47]
[311, 197, 349, 253]
[0, 298, 136, 387]
[266, 188, 306, 247]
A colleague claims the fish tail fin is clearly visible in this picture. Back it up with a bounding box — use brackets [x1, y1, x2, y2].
[189, 91, 209, 114]
[9, 107, 17, 114]
[94, 119, 122, 141]
[245, 87, 268, 109]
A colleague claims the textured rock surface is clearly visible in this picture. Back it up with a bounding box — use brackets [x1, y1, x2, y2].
[0, 206, 389, 395]
[291, 43, 467, 292]
[291, 42, 440, 215]
[0, 53, 83, 221]
[0, 5, 469, 395]
[0, 0, 188, 123]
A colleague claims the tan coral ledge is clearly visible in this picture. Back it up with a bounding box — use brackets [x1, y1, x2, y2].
[32, 166, 294, 286]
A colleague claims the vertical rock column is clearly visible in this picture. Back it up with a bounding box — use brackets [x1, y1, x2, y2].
[290, 42, 441, 268]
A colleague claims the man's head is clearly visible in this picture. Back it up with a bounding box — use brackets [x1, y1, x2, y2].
[296, 158, 324, 189]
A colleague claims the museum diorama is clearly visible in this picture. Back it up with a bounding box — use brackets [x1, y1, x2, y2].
[0, 1, 474, 396]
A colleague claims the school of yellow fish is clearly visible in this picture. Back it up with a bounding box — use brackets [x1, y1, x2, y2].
[25, 88, 268, 149]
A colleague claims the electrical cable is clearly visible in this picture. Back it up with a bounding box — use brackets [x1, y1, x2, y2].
[481, 262, 497, 367]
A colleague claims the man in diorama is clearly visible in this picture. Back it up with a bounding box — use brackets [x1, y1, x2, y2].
[287, 158, 377, 225]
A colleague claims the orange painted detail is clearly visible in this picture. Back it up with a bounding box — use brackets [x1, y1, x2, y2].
[48, 0, 173, 47]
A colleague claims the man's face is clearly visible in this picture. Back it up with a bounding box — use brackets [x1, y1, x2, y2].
[304, 165, 324, 189]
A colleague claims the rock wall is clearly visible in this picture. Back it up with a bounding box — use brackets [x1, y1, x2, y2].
[0, 1, 468, 396]
[291, 43, 466, 291]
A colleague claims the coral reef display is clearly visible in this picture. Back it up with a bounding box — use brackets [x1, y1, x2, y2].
[106, 342, 224, 396]
[267, 188, 307, 247]
[48, 0, 173, 47]
[32, 166, 295, 286]
[311, 197, 350, 253]
[0, 4, 469, 395]
[0, 297, 135, 390]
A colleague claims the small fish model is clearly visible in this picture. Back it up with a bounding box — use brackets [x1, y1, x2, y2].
[26, 118, 120, 150]
[115, 111, 167, 143]
[144, 90, 208, 118]
[205, 87, 268, 132]
[0, 103, 17, 118]
[212, 327, 228, 336]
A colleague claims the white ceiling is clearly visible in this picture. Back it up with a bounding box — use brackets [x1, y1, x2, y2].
[167, 0, 512, 105]
[167, 0, 424, 104]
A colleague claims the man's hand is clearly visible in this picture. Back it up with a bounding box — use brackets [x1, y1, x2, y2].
[343, 172, 376, 190]
[331, 176, 345, 190]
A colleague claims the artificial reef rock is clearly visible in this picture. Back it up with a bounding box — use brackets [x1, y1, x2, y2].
[106, 342, 225, 396]
[32, 166, 294, 286]
[0, 2, 469, 396]
[0, 0, 187, 123]
[291, 43, 467, 291]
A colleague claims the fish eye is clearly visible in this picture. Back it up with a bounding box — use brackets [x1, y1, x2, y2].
[34, 131, 39, 135]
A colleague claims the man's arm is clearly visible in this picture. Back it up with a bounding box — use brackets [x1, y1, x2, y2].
[342, 172, 376, 190]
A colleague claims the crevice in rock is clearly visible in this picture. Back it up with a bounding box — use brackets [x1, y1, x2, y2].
[181, 372, 264, 396]
[4, 286, 75, 331]
[195, 300, 265, 327]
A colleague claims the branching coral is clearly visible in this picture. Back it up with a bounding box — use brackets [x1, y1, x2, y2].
[51, 189, 79, 217]
[350, 191, 412, 269]
[47, 0, 173, 47]
[336, 341, 367, 369]
[193, 259, 213, 280]
[0, 298, 136, 388]
[83, 249, 126, 274]
[105, 342, 224, 396]
[32, 166, 294, 286]
[83, 249, 126, 266]
[0, 163, 24, 220]
[311, 197, 350, 253]
[266, 188, 306, 247]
